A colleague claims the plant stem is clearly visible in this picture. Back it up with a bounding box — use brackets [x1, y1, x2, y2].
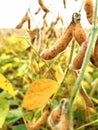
[76, 119, 98, 130]
[67, 0, 98, 129]
[51, 39, 75, 104]
[61, 39, 75, 85]
[24, 38, 57, 80]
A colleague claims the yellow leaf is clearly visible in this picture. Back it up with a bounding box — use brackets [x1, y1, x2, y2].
[55, 64, 64, 83]
[73, 92, 86, 110]
[0, 74, 15, 97]
[86, 107, 96, 114]
[91, 78, 98, 87]
[32, 59, 39, 74]
[91, 97, 98, 104]
[22, 79, 59, 110]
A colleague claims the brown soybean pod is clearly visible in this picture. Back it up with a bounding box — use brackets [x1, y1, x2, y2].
[59, 99, 69, 130]
[90, 36, 98, 67]
[28, 19, 31, 29]
[94, 36, 98, 61]
[70, 40, 88, 70]
[63, 0, 66, 8]
[28, 105, 51, 130]
[16, 12, 30, 29]
[74, 20, 87, 46]
[90, 55, 98, 67]
[41, 21, 75, 60]
[48, 106, 62, 128]
[15, 22, 23, 29]
[38, 0, 50, 13]
[84, 0, 94, 24]
[59, 113, 69, 130]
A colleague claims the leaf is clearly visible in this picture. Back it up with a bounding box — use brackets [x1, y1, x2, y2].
[32, 59, 39, 74]
[91, 97, 98, 104]
[22, 79, 59, 110]
[5, 108, 21, 125]
[0, 73, 15, 97]
[12, 124, 27, 130]
[73, 92, 86, 110]
[55, 64, 64, 83]
[0, 97, 9, 128]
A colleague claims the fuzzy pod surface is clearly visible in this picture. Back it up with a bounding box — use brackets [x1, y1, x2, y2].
[70, 40, 88, 70]
[90, 36, 98, 67]
[41, 21, 75, 60]
[74, 20, 87, 46]
[84, 0, 94, 24]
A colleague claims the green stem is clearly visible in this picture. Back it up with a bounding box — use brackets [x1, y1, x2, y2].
[13, 96, 28, 130]
[61, 39, 75, 85]
[51, 39, 75, 103]
[76, 119, 98, 130]
[67, 0, 98, 129]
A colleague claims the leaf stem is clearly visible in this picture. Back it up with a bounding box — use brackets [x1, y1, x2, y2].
[76, 119, 98, 130]
[51, 39, 75, 103]
[61, 39, 75, 85]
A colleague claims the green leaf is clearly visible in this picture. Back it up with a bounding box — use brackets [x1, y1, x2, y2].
[18, 63, 27, 72]
[5, 108, 21, 125]
[12, 124, 27, 130]
[0, 55, 12, 61]
[0, 97, 9, 128]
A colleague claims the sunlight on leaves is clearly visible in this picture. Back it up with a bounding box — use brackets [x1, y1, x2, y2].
[22, 79, 59, 110]
[0, 73, 15, 97]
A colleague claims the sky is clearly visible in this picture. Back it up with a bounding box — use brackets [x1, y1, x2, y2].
[0, 0, 96, 29]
